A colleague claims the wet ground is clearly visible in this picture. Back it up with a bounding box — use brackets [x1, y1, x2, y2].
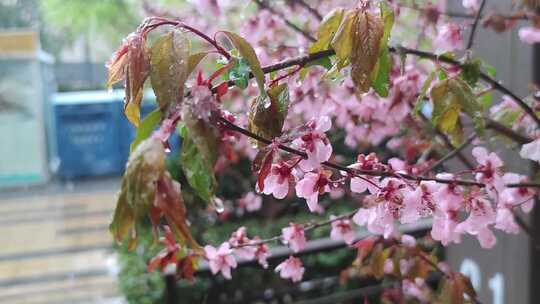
[0, 178, 122, 303]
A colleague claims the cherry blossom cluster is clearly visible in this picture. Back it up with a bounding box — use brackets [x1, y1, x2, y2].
[131, 0, 540, 292]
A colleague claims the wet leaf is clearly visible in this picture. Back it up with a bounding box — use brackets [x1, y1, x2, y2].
[449, 78, 485, 134]
[180, 103, 220, 204]
[222, 31, 266, 94]
[150, 30, 189, 112]
[370, 47, 391, 97]
[460, 58, 481, 87]
[331, 9, 356, 65]
[350, 11, 384, 93]
[431, 78, 484, 144]
[371, 245, 391, 279]
[130, 109, 162, 152]
[248, 83, 290, 146]
[106, 46, 128, 90]
[309, 8, 345, 54]
[124, 34, 151, 127]
[187, 52, 208, 76]
[455, 273, 477, 300]
[110, 138, 166, 247]
[256, 148, 275, 192]
[154, 175, 201, 250]
[228, 57, 251, 89]
[438, 277, 464, 304]
[369, 1, 394, 97]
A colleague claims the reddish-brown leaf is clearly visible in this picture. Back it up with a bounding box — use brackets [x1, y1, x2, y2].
[256, 148, 275, 192]
[350, 11, 384, 93]
[154, 175, 201, 251]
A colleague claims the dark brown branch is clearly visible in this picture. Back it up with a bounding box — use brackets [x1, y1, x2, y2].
[486, 119, 533, 144]
[290, 0, 323, 21]
[466, 0, 487, 49]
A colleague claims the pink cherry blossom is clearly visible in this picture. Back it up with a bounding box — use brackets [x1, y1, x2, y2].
[193, 0, 220, 17]
[400, 234, 417, 247]
[353, 205, 397, 239]
[400, 186, 423, 224]
[295, 171, 331, 213]
[253, 238, 271, 269]
[519, 27, 540, 44]
[472, 147, 504, 181]
[228, 227, 256, 260]
[456, 196, 496, 248]
[292, 116, 333, 171]
[204, 243, 237, 279]
[431, 210, 462, 246]
[520, 138, 540, 163]
[238, 192, 262, 212]
[261, 161, 294, 199]
[435, 22, 463, 52]
[462, 0, 479, 11]
[275, 256, 305, 282]
[330, 215, 355, 245]
[402, 278, 429, 302]
[384, 258, 394, 274]
[494, 207, 519, 234]
[347, 154, 383, 194]
[432, 173, 463, 212]
[500, 173, 537, 212]
[281, 223, 307, 253]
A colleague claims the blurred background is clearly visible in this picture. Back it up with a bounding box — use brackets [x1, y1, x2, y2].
[0, 0, 538, 303]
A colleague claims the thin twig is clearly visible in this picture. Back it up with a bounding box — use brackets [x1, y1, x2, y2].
[486, 119, 532, 144]
[252, 0, 316, 42]
[233, 209, 358, 248]
[466, 0, 487, 49]
[425, 134, 477, 173]
[291, 0, 323, 21]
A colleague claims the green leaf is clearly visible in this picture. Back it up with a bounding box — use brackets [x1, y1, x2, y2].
[248, 83, 290, 146]
[483, 62, 497, 78]
[379, 1, 394, 46]
[228, 57, 251, 89]
[149, 30, 189, 111]
[430, 79, 464, 145]
[130, 109, 162, 153]
[431, 78, 485, 144]
[222, 31, 266, 94]
[460, 58, 482, 87]
[331, 10, 356, 64]
[368, 1, 394, 97]
[110, 138, 166, 248]
[370, 47, 391, 97]
[449, 78, 485, 134]
[180, 103, 219, 204]
[187, 52, 208, 77]
[309, 8, 345, 54]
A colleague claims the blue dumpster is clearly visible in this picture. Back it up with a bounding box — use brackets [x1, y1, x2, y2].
[53, 90, 125, 178]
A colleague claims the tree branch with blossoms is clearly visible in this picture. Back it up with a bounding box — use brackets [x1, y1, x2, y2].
[106, 0, 540, 302]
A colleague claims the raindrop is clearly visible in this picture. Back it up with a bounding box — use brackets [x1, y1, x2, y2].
[213, 197, 225, 213]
